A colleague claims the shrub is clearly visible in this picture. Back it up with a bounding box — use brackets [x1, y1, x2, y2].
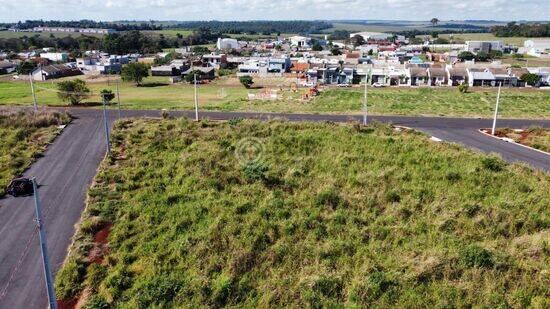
[458, 83, 469, 93]
[84, 295, 109, 309]
[460, 245, 493, 268]
[481, 157, 504, 172]
[57, 79, 90, 105]
[100, 89, 115, 104]
[239, 75, 254, 88]
[242, 162, 268, 182]
[315, 189, 341, 210]
[55, 258, 86, 299]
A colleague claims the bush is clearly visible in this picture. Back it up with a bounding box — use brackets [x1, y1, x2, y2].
[239, 75, 254, 88]
[481, 157, 505, 172]
[315, 189, 341, 210]
[458, 83, 469, 93]
[460, 245, 493, 268]
[100, 89, 115, 104]
[55, 258, 86, 299]
[242, 162, 268, 182]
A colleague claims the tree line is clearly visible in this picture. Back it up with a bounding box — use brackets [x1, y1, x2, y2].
[0, 29, 222, 54]
[169, 21, 332, 35]
[10, 20, 161, 31]
[490, 22, 550, 37]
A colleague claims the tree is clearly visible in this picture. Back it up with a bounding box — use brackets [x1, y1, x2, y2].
[57, 79, 90, 105]
[239, 75, 254, 88]
[184, 70, 205, 83]
[331, 48, 342, 56]
[475, 51, 490, 62]
[311, 43, 323, 51]
[100, 89, 115, 104]
[458, 51, 476, 61]
[430, 18, 439, 27]
[350, 34, 366, 47]
[16, 61, 36, 75]
[121, 62, 149, 86]
[520, 73, 541, 86]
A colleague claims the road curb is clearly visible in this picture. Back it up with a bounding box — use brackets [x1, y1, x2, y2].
[478, 129, 550, 156]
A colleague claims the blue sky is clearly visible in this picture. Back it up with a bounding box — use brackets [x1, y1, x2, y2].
[0, 0, 548, 22]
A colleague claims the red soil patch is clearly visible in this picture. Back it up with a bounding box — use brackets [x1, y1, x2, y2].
[57, 298, 78, 309]
[88, 223, 112, 264]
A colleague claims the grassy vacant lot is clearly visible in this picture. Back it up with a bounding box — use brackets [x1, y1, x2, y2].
[1, 79, 549, 119]
[438, 33, 531, 46]
[56, 118, 549, 307]
[0, 109, 70, 196]
[495, 127, 550, 153]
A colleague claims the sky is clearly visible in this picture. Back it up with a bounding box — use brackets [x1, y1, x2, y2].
[0, 0, 548, 22]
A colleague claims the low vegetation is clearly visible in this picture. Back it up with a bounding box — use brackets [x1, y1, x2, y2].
[495, 127, 550, 153]
[57, 118, 549, 307]
[0, 79, 549, 119]
[0, 108, 70, 196]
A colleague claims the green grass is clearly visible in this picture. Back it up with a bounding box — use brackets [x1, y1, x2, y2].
[1, 79, 549, 119]
[0, 108, 70, 196]
[56, 118, 549, 307]
[437, 33, 531, 46]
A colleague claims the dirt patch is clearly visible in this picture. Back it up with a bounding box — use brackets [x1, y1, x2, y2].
[88, 223, 112, 264]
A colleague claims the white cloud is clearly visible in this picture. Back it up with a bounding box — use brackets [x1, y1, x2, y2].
[0, 0, 546, 22]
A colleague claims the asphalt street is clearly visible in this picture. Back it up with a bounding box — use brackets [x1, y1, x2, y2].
[0, 108, 548, 308]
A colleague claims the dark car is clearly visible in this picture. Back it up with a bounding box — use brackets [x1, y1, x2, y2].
[6, 178, 34, 197]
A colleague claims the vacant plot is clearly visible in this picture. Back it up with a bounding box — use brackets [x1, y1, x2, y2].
[56, 118, 549, 308]
[0, 108, 70, 196]
[438, 33, 531, 46]
[494, 127, 550, 153]
[1, 79, 549, 119]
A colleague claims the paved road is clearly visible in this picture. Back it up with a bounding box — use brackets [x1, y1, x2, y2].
[0, 108, 548, 308]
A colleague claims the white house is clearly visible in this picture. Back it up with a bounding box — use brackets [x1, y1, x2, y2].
[350, 32, 393, 41]
[521, 40, 550, 58]
[40, 52, 69, 62]
[289, 36, 312, 48]
[217, 38, 240, 50]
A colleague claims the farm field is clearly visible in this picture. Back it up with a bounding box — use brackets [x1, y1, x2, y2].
[55, 118, 550, 307]
[0, 78, 549, 119]
[0, 108, 70, 196]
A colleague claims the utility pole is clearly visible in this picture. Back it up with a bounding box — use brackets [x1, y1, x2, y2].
[194, 74, 199, 122]
[363, 78, 368, 125]
[32, 178, 57, 309]
[491, 82, 502, 136]
[102, 94, 111, 155]
[29, 73, 38, 112]
[116, 81, 121, 119]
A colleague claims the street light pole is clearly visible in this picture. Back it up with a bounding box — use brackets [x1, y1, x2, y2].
[102, 95, 111, 155]
[491, 82, 502, 136]
[32, 178, 57, 309]
[363, 78, 368, 125]
[29, 73, 38, 112]
[194, 74, 199, 122]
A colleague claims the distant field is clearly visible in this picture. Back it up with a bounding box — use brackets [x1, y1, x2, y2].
[500, 55, 550, 68]
[0, 30, 104, 39]
[0, 78, 549, 119]
[55, 118, 549, 307]
[142, 29, 193, 38]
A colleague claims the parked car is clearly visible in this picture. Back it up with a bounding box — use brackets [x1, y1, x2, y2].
[372, 82, 386, 88]
[6, 177, 34, 197]
[337, 83, 352, 87]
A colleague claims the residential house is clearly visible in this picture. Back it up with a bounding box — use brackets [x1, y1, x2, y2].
[202, 53, 228, 69]
[289, 36, 312, 49]
[182, 67, 216, 81]
[427, 67, 447, 86]
[467, 68, 496, 87]
[527, 67, 550, 86]
[77, 55, 129, 74]
[350, 32, 393, 42]
[151, 59, 190, 76]
[509, 67, 530, 87]
[0, 61, 17, 74]
[446, 67, 468, 86]
[217, 38, 240, 50]
[39, 52, 69, 62]
[408, 67, 429, 86]
[487, 67, 516, 87]
[520, 40, 550, 58]
[31, 64, 82, 81]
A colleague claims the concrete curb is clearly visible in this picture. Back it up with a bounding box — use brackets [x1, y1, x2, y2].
[478, 129, 550, 156]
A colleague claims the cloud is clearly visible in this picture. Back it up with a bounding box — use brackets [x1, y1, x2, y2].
[0, 0, 546, 22]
